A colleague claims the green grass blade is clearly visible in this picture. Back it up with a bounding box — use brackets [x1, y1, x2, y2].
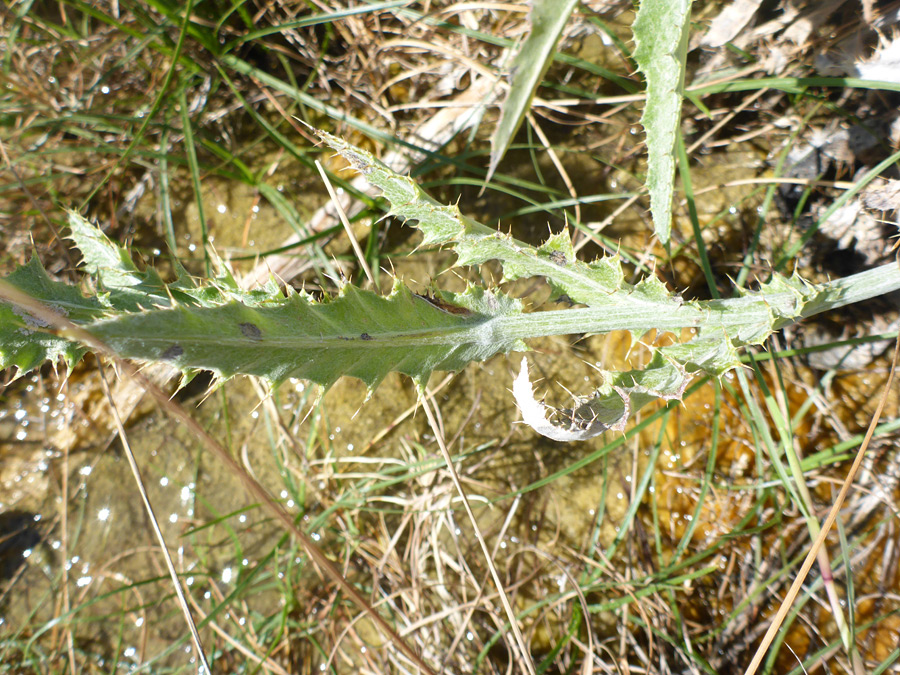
[77, 0, 197, 207]
[177, 86, 212, 276]
[689, 75, 900, 96]
[485, 0, 578, 185]
[222, 0, 411, 52]
[675, 126, 718, 297]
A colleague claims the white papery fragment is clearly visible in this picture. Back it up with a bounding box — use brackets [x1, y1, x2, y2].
[512, 358, 618, 442]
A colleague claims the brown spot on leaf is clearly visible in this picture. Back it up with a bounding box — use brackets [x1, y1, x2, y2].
[240, 322, 262, 340]
[343, 150, 372, 175]
[161, 344, 184, 361]
[414, 293, 473, 316]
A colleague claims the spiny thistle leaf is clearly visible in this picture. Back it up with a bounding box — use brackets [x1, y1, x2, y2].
[316, 130, 719, 438]
[4, 215, 525, 392]
[67, 210, 286, 311]
[316, 130, 900, 441]
[513, 352, 689, 442]
[318, 130, 676, 310]
[67, 210, 177, 312]
[633, 0, 693, 244]
[87, 282, 525, 391]
[0, 258, 104, 372]
[3, 155, 899, 443]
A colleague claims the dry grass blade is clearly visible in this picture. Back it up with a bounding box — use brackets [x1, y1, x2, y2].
[97, 369, 212, 675]
[527, 111, 581, 224]
[315, 159, 375, 286]
[419, 394, 537, 675]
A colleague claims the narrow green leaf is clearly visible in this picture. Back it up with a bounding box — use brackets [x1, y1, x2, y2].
[633, 0, 693, 243]
[486, 0, 579, 185]
[178, 87, 212, 276]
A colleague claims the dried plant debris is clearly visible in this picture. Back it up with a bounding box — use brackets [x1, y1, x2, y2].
[255, 0, 510, 125]
[776, 117, 899, 270]
[700, 0, 766, 48]
[816, 34, 900, 84]
[780, 0, 849, 46]
[863, 178, 900, 214]
[513, 358, 623, 442]
[802, 315, 899, 371]
[512, 356, 689, 442]
[815, 197, 895, 266]
[697, 0, 900, 80]
[779, 120, 887, 188]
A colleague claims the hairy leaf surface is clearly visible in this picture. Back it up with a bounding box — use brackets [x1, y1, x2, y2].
[634, 0, 692, 243]
[0, 259, 103, 372]
[320, 131, 677, 310]
[88, 282, 525, 390]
